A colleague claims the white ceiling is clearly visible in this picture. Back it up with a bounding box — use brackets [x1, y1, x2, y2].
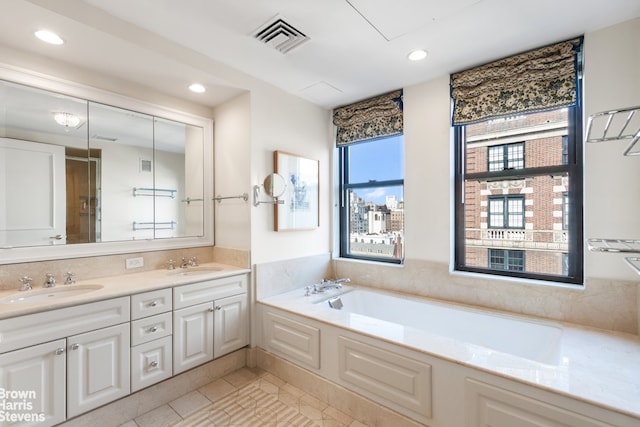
[1, 0, 639, 109]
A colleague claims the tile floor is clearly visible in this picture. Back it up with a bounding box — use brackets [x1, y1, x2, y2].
[119, 367, 368, 427]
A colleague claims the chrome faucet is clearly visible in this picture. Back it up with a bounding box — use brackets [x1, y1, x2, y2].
[19, 276, 32, 291]
[312, 278, 350, 293]
[189, 256, 198, 267]
[43, 273, 56, 288]
[180, 257, 189, 269]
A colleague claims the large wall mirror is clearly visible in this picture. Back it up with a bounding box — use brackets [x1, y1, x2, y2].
[0, 73, 213, 264]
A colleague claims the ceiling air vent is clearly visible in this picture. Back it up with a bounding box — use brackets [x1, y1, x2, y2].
[253, 16, 309, 54]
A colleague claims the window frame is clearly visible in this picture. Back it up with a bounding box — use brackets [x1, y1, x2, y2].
[338, 137, 404, 264]
[454, 106, 583, 285]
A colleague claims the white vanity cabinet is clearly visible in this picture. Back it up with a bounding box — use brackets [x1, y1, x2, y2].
[130, 288, 173, 392]
[173, 274, 248, 374]
[0, 297, 130, 427]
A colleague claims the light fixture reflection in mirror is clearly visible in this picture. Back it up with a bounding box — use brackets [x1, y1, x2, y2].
[53, 112, 81, 128]
[253, 173, 286, 206]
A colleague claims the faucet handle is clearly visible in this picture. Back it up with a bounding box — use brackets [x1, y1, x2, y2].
[189, 256, 198, 266]
[168, 259, 175, 270]
[44, 273, 56, 288]
[65, 272, 76, 285]
[19, 276, 32, 291]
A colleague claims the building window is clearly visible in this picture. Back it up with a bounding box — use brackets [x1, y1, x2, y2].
[488, 142, 524, 172]
[488, 195, 525, 229]
[489, 249, 525, 271]
[339, 135, 404, 263]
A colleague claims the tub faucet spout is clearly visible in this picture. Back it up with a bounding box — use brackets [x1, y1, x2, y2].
[312, 278, 350, 293]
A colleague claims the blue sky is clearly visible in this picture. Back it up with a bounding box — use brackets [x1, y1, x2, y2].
[349, 135, 404, 205]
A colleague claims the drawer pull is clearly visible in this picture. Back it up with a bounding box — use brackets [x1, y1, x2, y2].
[55, 347, 65, 355]
[70, 343, 79, 350]
[149, 301, 158, 307]
[148, 326, 158, 333]
[149, 361, 158, 368]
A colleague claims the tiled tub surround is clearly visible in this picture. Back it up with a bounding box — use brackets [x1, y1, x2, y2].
[257, 285, 640, 426]
[256, 254, 639, 335]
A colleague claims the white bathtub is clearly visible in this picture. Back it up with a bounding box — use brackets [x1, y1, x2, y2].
[315, 288, 562, 364]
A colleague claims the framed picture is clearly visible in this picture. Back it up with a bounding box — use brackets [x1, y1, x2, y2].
[274, 150, 319, 231]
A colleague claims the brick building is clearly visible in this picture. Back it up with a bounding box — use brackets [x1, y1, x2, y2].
[463, 109, 570, 275]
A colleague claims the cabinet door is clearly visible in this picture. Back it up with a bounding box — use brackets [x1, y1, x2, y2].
[0, 339, 66, 427]
[173, 302, 214, 374]
[213, 293, 248, 358]
[131, 336, 173, 392]
[67, 323, 130, 418]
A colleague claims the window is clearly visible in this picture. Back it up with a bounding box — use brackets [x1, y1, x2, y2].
[488, 142, 524, 172]
[488, 195, 525, 229]
[339, 135, 404, 263]
[451, 38, 583, 285]
[489, 249, 525, 272]
[454, 107, 583, 284]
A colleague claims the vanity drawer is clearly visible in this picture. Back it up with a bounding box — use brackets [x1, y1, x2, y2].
[0, 297, 130, 353]
[131, 288, 172, 319]
[173, 274, 247, 309]
[131, 312, 172, 346]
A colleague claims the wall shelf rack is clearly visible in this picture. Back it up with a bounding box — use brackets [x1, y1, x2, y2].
[585, 105, 640, 276]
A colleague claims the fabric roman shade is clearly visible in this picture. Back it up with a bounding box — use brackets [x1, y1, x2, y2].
[450, 38, 583, 125]
[333, 90, 403, 146]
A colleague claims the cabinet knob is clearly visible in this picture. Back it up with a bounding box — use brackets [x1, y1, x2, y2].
[215, 305, 222, 311]
[208, 307, 215, 312]
[149, 301, 158, 307]
[148, 326, 158, 333]
[149, 361, 158, 368]
[55, 347, 65, 355]
[70, 343, 79, 350]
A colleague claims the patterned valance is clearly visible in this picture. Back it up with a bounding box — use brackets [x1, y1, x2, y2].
[333, 90, 403, 146]
[450, 38, 583, 125]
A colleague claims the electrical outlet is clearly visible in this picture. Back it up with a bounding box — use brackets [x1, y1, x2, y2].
[125, 257, 144, 269]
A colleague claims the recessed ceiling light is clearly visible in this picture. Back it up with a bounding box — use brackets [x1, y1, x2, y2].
[189, 83, 206, 93]
[408, 49, 428, 61]
[34, 30, 64, 45]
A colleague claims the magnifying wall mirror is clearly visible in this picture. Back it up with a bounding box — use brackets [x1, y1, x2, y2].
[253, 173, 286, 206]
[263, 173, 286, 198]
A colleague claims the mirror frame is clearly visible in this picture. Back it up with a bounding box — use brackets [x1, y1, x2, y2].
[0, 65, 214, 265]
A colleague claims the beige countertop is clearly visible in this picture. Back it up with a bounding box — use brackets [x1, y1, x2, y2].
[0, 262, 250, 320]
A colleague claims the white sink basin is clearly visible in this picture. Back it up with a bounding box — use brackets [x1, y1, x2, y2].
[1, 284, 103, 304]
[167, 267, 223, 276]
